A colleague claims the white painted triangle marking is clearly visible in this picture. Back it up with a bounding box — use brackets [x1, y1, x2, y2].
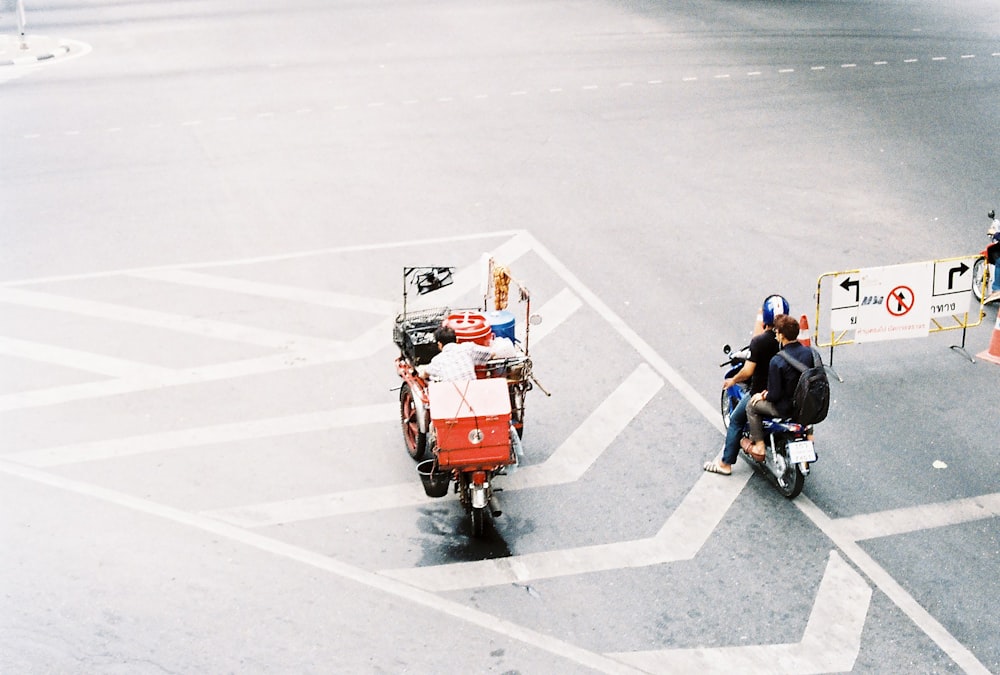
[0, 335, 175, 379]
[379, 455, 749, 591]
[0, 234, 534, 412]
[0, 286, 342, 352]
[204, 362, 661, 527]
[831, 492, 1000, 541]
[128, 268, 398, 315]
[605, 551, 871, 674]
[7, 404, 400, 468]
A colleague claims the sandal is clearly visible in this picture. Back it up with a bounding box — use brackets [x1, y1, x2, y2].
[703, 460, 732, 476]
[740, 438, 765, 462]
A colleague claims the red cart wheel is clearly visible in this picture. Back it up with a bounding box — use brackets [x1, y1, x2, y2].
[399, 383, 427, 461]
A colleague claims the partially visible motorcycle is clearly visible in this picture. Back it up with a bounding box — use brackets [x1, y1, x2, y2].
[971, 209, 999, 302]
[720, 344, 817, 499]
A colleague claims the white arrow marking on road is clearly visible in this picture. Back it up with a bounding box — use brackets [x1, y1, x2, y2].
[606, 551, 870, 674]
[205, 362, 661, 527]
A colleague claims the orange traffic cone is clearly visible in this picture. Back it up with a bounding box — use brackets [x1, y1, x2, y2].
[977, 313, 1000, 365]
[799, 314, 811, 347]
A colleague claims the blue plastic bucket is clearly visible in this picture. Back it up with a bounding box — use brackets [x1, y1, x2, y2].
[486, 310, 517, 343]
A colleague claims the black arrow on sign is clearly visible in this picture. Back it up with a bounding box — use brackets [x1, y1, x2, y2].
[947, 262, 969, 290]
[840, 276, 860, 302]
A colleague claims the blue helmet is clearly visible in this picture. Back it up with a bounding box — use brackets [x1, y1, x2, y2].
[761, 294, 790, 327]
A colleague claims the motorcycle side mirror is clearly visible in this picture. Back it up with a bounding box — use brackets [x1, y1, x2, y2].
[723, 344, 732, 355]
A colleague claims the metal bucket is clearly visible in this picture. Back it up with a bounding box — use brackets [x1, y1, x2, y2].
[416, 459, 451, 498]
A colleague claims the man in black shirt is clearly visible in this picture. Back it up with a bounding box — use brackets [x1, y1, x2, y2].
[704, 295, 788, 475]
[746, 314, 815, 460]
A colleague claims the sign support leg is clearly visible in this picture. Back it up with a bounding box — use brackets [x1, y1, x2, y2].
[949, 324, 975, 363]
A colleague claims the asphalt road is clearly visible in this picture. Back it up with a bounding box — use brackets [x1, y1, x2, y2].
[1, 1, 998, 673]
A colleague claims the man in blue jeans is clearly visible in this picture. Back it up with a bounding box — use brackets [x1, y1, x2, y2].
[703, 294, 788, 475]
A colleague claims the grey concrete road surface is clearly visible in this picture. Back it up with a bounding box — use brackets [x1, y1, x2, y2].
[1, 1, 998, 673]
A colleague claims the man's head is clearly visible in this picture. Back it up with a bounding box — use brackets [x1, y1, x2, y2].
[774, 314, 800, 342]
[433, 325, 457, 346]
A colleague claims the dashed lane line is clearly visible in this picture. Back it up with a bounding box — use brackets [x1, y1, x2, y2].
[8, 50, 998, 138]
[607, 552, 871, 674]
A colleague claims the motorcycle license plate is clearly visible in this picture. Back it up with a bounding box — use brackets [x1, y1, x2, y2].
[788, 440, 817, 463]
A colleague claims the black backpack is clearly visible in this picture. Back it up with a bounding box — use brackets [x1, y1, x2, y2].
[779, 347, 830, 425]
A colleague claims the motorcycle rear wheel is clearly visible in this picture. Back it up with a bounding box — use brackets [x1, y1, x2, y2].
[772, 437, 805, 499]
[470, 506, 486, 537]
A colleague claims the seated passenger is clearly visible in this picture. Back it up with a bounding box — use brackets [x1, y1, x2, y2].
[746, 314, 814, 460]
[417, 325, 494, 382]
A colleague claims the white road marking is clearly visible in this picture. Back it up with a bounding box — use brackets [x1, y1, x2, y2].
[606, 552, 870, 674]
[0, 335, 175, 379]
[0, 459, 643, 675]
[504, 363, 663, 489]
[0, 287, 342, 352]
[128, 268, 397, 315]
[831, 492, 1000, 541]
[796, 497, 991, 674]
[522, 287, 581, 347]
[8, 404, 399, 468]
[203, 286, 594, 527]
[0, 233, 533, 413]
[526, 233, 723, 432]
[380, 458, 749, 590]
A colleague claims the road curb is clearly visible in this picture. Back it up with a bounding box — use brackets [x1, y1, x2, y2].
[0, 35, 71, 66]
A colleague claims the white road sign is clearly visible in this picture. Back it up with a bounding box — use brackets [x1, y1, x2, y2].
[854, 262, 932, 342]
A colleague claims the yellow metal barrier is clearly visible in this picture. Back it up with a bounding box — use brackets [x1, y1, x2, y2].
[813, 254, 987, 368]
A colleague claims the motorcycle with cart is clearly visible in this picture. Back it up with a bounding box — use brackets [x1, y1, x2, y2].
[392, 261, 546, 536]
